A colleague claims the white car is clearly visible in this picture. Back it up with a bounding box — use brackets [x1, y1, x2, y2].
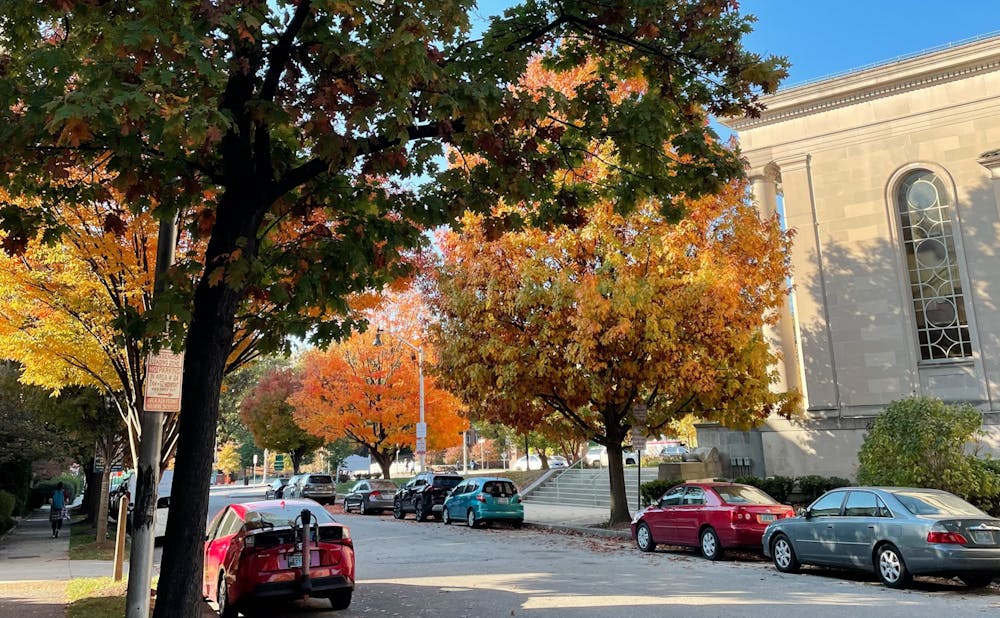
[120, 469, 172, 539]
[512, 455, 568, 471]
[582, 446, 639, 468]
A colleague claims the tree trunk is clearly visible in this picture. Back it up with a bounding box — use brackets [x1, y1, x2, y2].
[605, 440, 631, 525]
[95, 467, 111, 543]
[82, 462, 101, 525]
[153, 200, 252, 616]
[372, 450, 393, 479]
[290, 450, 303, 475]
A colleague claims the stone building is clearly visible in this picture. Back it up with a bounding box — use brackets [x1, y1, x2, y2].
[705, 34, 1000, 479]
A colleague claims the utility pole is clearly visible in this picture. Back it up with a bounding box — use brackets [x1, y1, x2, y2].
[125, 216, 177, 618]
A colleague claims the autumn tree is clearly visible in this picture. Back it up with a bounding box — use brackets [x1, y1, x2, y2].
[240, 368, 323, 475]
[430, 175, 796, 524]
[0, 2, 785, 612]
[216, 443, 242, 478]
[292, 327, 466, 479]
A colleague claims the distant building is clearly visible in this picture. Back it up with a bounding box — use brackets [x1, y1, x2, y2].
[709, 33, 1000, 479]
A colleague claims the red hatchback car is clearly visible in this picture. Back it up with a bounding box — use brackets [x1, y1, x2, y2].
[631, 482, 794, 560]
[203, 499, 355, 617]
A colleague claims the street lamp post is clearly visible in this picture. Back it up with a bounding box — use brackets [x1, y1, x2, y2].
[373, 328, 426, 473]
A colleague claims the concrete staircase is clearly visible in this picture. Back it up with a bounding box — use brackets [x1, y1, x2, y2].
[524, 467, 661, 509]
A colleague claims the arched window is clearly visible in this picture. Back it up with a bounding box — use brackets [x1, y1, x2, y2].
[896, 170, 972, 361]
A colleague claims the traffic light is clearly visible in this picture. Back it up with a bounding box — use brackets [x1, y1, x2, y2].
[274, 454, 285, 471]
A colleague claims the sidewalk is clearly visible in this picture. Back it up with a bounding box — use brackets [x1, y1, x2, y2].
[0, 507, 69, 617]
[522, 501, 632, 539]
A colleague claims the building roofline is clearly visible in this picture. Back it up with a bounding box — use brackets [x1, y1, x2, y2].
[721, 32, 1000, 131]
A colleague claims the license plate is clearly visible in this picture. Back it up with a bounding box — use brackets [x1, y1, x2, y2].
[972, 531, 995, 545]
[286, 552, 319, 568]
[758, 514, 776, 522]
[497, 497, 509, 504]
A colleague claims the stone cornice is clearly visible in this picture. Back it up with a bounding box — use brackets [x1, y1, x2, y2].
[721, 35, 1000, 131]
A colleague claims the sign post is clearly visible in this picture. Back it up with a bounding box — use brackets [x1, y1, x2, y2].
[632, 403, 649, 513]
[125, 215, 178, 618]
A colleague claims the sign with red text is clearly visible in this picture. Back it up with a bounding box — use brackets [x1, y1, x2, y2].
[143, 351, 184, 412]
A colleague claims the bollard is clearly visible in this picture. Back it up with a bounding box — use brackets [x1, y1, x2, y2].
[113, 496, 129, 581]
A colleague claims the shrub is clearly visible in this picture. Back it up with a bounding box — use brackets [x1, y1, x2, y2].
[0, 490, 15, 535]
[796, 475, 851, 504]
[857, 396, 1000, 510]
[756, 476, 795, 504]
[640, 478, 681, 506]
[29, 473, 83, 509]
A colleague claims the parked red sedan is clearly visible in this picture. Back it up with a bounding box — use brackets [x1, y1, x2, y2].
[203, 499, 355, 616]
[631, 482, 794, 560]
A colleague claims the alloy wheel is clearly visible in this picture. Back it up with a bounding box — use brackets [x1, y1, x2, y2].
[467, 509, 477, 528]
[636, 523, 655, 552]
[700, 528, 721, 560]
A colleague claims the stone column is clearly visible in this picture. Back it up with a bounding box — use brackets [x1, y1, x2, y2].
[749, 166, 800, 401]
[979, 149, 1000, 219]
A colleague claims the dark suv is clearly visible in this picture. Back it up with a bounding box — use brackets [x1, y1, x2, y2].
[393, 472, 463, 521]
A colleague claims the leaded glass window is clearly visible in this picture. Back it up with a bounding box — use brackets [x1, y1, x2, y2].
[896, 170, 972, 361]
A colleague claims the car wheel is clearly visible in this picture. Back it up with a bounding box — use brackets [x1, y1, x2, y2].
[959, 573, 994, 588]
[414, 498, 427, 522]
[511, 519, 523, 529]
[361, 498, 372, 515]
[467, 509, 479, 529]
[875, 543, 912, 589]
[442, 508, 451, 525]
[217, 573, 237, 618]
[327, 588, 352, 611]
[771, 534, 799, 573]
[700, 527, 722, 561]
[393, 499, 405, 519]
[635, 522, 656, 552]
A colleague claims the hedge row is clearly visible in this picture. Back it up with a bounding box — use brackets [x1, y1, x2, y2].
[639, 474, 852, 507]
[0, 490, 15, 535]
[29, 473, 83, 510]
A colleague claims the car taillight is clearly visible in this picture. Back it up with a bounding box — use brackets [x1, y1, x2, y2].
[304, 484, 314, 491]
[475, 494, 487, 503]
[732, 509, 746, 523]
[370, 491, 381, 499]
[927, 525, 968, 544]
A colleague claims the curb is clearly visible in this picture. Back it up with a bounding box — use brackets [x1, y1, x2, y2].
[525, 521, 631, 540]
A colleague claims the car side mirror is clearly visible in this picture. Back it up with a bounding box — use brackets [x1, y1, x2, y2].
[797, 507, 809, 518]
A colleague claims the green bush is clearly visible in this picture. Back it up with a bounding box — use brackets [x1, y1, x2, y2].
[0, 490, 15, 535]
[757, 476, 795, 504]
[796, 475, 851, 504]
[640, 478, 681, 506]
[29, 473, 83, 509]
[857, 396, 1000, 513]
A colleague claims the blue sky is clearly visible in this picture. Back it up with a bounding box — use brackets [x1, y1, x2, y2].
[473, 0, 997, 86]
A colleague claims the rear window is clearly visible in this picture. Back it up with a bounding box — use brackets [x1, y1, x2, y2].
[482, 481, 517, 496]
[433, 476, 463, 489]
[894, 491, 986, 517]
[716, 485, 779, 505]
[371, 480, 398, 491]
[307, 475, 333, 484]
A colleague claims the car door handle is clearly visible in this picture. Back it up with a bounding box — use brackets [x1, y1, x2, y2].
[826, 524, 834, 528]
[867, 525, 875, 529]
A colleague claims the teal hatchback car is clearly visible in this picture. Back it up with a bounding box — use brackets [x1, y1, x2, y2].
[442, 477, 524, 529]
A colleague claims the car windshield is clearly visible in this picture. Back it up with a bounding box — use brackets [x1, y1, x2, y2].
[307, 475, 333, 484]
[893, 491, 987, 517]
[245, 504, 337, 530]
[370, 481, 398, 491]
[716, 485, 778, 505]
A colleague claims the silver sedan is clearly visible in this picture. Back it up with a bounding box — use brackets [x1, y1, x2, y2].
[762, 486, 1000, 589]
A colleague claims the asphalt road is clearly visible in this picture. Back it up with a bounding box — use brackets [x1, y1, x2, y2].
[203, 487, 1000, 617]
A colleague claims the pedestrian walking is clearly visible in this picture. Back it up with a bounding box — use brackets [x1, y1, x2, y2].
[49, 481, 66, 538]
